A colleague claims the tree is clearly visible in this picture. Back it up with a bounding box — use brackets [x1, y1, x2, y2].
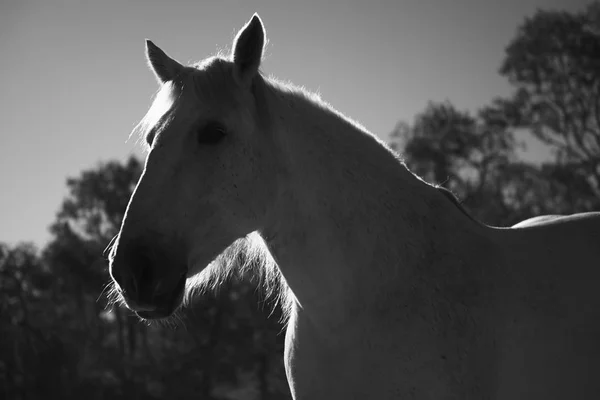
[389, 101, 519, 224]
[23, 155, 292, 399]
[53, 156, 143, 242]
[499, 2, 600, 201]
[43, 156, 144, 360]
[390, 102, 480, 191]
[0, 242, 74, 399]
[390, 2, 600, 225]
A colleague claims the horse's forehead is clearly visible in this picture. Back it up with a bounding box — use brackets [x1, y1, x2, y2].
[139, 62, 245, 141]
[188, 61, 243, 106]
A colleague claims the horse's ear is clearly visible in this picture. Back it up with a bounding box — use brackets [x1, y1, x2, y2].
[145, 40, 184, 84]
[232, 14, 265, 86]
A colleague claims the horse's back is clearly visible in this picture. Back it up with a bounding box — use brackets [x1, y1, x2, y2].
[506, 211, 600, 276]
[490, 211, 600, 399]
[511, 211, 600, 229]
[500, 210, 600, 304]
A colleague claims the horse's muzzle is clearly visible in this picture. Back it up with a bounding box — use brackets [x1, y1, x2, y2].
[125, 273, 187, 320]
[110, 240, 188, 319]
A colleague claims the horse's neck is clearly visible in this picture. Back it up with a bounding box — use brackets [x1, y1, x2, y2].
[260, 80, 483, 334]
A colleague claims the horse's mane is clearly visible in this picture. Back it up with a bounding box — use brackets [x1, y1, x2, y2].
[183, 232, 295, 324]
[436, 186, 479, 223]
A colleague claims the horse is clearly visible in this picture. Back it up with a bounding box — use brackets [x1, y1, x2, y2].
[109, 14, 600, 399]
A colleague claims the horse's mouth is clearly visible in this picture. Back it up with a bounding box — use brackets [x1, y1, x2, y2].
[133, 274, 187, 320]
[136, 307, 179, 320]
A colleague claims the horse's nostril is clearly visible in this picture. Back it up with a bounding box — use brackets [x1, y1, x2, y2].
[124, 271, 138, 296]
[133, 254, 156, 296]
[137, 263, 154, 288]
[111, 254, 153, 299]
[112, 243, 187, 317]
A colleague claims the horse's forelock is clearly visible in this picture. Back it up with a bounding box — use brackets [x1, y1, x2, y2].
[130, 81, 183, 147]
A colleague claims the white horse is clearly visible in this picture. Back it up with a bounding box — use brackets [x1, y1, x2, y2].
[109, 14, 600, 399]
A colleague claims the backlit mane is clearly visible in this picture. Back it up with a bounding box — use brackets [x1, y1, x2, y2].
[130, 82, 182, 148]
[183, 232, 294, 322]
[264, 75, 373, 136]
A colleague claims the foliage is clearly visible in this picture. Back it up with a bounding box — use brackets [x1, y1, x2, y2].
[1, 156, 290, 400]
[498, 2, 600, 197]
[390, 2, 600, 225]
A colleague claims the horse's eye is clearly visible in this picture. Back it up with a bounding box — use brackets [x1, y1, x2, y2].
[197, 122, 226, 145]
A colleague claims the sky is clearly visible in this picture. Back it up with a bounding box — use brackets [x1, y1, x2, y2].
[0, 0, 590, 247]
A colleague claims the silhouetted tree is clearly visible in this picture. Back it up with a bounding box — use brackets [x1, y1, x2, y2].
[44, 156, 144, 363]
[0, 242, 75, 399]
[498, 2, 600, 201]
[389, 101, 519, 224]
[390, 2, 600, 225]
[0, 155, 291, 399]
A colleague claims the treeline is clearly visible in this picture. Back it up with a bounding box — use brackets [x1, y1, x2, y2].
[1, 158, 289, 400]
[390, 3, 600, 224]
[1, 3, 599, 399]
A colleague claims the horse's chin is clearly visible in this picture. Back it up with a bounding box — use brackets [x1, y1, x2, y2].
[136, 307, 179, 320]
[131, 273, 187, 321]
[133, 295, 183, 320]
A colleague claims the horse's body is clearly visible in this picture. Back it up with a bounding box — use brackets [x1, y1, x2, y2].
[285, 210, 600, 399]
[109, 14, 600, 399]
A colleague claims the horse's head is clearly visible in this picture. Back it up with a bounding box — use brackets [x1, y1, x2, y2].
[109, 14, 279, 319]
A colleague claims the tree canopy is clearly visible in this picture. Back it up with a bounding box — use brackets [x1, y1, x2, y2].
[390, 1, 600, 224]
[1, 156, 290, 399]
